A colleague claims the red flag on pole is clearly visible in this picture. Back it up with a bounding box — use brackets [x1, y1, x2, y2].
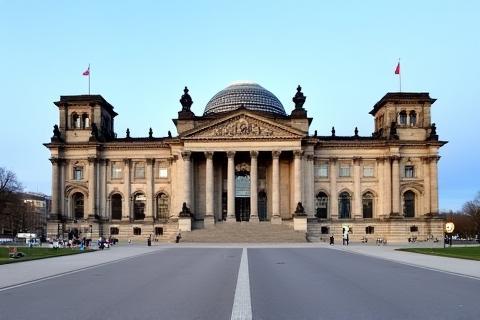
[394, 62, 400, 75]
[82, 66, 90, 76]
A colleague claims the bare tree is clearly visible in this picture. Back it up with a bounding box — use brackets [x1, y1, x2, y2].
[463, 192, 480, 236]
[0, 167, 23, 234]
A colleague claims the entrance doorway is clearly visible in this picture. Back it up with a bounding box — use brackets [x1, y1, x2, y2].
[235, 197, 250, 221]
[258, 191, 268, 221]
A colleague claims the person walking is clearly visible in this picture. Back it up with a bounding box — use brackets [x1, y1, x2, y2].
[329, 235, 334, 245]
[175, 231, 182, 243]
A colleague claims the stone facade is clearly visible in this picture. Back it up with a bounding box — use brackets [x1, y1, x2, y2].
[45, 84, 446, 243]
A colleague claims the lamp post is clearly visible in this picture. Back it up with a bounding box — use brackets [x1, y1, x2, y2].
[445, 222, 455, 248]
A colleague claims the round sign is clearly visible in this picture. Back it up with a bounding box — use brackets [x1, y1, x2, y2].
[445, 222, 455, 233]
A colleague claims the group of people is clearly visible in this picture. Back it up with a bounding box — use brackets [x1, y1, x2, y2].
[328, 231, 350, 246]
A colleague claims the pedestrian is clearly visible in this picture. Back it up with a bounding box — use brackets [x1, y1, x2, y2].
[346, 233, 349, 246]
[128, 239, 131, 245]
[175, 231, 182, 243]
[342, 231, 347, 245]
[329, 235, 334, 245]
[147, 235, 152, 247]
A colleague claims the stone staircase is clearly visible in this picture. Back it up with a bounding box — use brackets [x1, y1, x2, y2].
[181, 222, 307, 243]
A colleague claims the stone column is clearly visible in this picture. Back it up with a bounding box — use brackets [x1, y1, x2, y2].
[329, 158, 338, 219]
[59, 160, 66, 218]
[391, 156, 400, 215]
[205, 152, 215, 226]
[181, 151, 192, 210]
[146, 158, 155, 221]
[87, 157, 97, 219]
[293, 150, 303, 208]
[123, 159, 131, 221]
[430, 156, 440, 215]
[271, 150, 281, 223]
[353, 157, 362, 219]
[49, 158, 60, 220]
[383, 157, 392, 217]
[102, 160, 108, 219]
[250, 151, 259, 222]
[306, 155, 315, 217]
[227, 151, 236, 221]
[422, 157, 431, 215]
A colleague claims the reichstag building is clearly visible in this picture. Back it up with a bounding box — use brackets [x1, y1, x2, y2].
[45, 82, 446, 242]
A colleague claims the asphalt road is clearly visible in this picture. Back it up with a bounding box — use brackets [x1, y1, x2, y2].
[1, 247, 479, 320]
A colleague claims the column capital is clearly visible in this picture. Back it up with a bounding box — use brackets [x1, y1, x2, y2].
[429, 155, 441, 163]
[272, 150, 281, 159]
[146, 158, 155, 165]
[98, 158, 109, 165]
[421, 156, 431, 164]
[49, 157, 60, 165]
[227, 151, 236, 159]
[204, 151, 214, 159]
[123, 158, 131, 165]
[306, 154, 314, 161]
[376, 156, 386, 162]
[181, 151, 192, 160]
[329, 157, 338, 163]
[87, 157, 97, 164]
[390, 155, 401, 162]
[250, 150, 259, 158]
[293, 150, 304, 158]
[353, 156, 362, 164]
[171, 155, 179, 162]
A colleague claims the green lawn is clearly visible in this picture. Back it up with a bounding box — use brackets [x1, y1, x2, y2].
[397, 246, 480, 261]
[0, 247, 94, 265]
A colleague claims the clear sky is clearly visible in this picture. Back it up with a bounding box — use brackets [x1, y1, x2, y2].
[1, 1, 478, 211]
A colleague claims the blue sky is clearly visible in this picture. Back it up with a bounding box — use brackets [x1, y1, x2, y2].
[1, 1, 478, 211]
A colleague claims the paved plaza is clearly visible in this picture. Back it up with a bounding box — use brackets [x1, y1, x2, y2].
[1, 244, 479, 320]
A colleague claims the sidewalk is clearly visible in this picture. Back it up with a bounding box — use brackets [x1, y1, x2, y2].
[0, 245, 165, 289]
[331, 244, 480, 279]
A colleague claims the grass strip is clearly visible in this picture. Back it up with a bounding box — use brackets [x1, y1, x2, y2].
[397, 246, 480, 261]
[0, 247, 94, 265]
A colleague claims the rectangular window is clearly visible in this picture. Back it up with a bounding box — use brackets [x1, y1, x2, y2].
[339, 163, 351, 177]
[366, 226, 375, 234]
[405, 165, 415, 178]
[315, 162, 328, 178]
[134, 163, 145, 179]
[111, 162, 123, 179]
[133, 227, 142, 235]
[159, 168, 168, 178]
[73, 167, 83, 180]
[363, 165, 374, 177]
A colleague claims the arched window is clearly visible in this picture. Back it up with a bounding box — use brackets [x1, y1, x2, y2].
[409, 111, 417, 126]
[315, 192, 328, 219]
[399, 111, 407, 125]
[72, 113, 81, 129]
[404, 191, 415, 218]
[111, 194, 122, 220]
[82, 113, 90, 128]
[156, 193, 169, 219]
[72, 192, 84, 219]
[338, 192, 351, 219]
[134, 193, 146, 220]
[362, 192, 374, 219]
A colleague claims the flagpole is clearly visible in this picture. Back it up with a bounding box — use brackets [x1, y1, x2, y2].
[398, 58, 402, 92]
[88, 64, 91, 95]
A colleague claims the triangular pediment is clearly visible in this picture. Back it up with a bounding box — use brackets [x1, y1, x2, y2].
[182, 111, 305, 140]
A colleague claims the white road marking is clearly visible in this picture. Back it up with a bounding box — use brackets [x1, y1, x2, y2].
[231, 248, 252, 320]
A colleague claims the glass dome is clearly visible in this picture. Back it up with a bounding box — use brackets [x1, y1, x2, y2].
[204, 82, 286, 116]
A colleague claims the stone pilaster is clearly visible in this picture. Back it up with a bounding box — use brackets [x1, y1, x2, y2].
[204, 152, 215, 226]
[376, 157, 384, 219]
[384, 157, 392, 217]
[430, 156, 440, 215]
[353, 157, 362, 219]
[250, 151, 259, 222]
[123, 159, 131, 221]
[87, 157, 97, 218]
[329, 158, 338, 219]
[422, 157, 431, 215]
[391, 156, 400, 216]
[227, 151, 236, 221]
[306, 155, 315, 217]
[146, 158, 155, 221]
[271, 150, 281, 223]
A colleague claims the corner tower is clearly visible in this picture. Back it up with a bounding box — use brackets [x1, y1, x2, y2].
[370, 92, 438, 141]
